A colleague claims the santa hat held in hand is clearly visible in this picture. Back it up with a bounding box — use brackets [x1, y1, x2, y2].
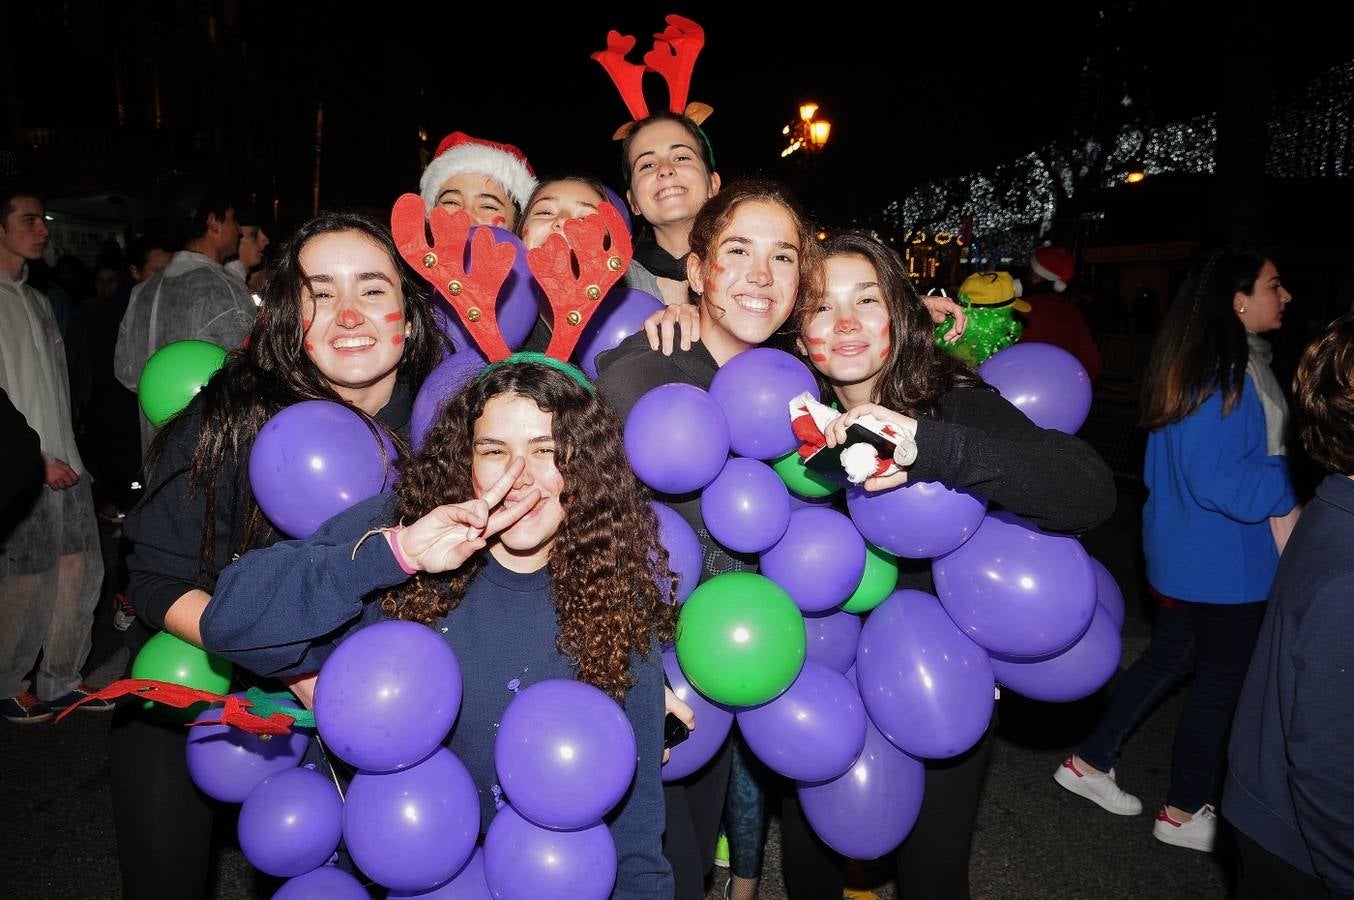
[1030, 244, 1076, 293]
[418, 131, 538, 214]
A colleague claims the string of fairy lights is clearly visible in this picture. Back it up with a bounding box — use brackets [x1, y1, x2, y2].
[880, 59, 1354, 269]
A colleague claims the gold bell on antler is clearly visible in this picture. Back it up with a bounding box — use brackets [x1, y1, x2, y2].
[566, 311, 582, 326]
[422, 253, 438, 268]
[586, 285, 601, 300]
[447, 280, 463, 295]
[466, 307, 481, 322]
[607, 256, 622, 272]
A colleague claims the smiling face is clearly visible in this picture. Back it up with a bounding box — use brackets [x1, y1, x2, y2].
[472, 393, 566, 572]
[687, 200, 801, 365]
[435, 172, 515, 229]
[625, 119, 720, 230]
[1235, 260, 1292, 334]
[800, 253, 892, 393]
[519, 179, 604, 250]
[299, 230, 407, 413]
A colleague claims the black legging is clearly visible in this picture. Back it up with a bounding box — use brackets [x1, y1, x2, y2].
[780, 723, 994, 900]
[664, 737, 735, 900]
[109, 698, 218, 900]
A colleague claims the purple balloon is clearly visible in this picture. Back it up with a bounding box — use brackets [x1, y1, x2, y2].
[273, 866, 369, 900]
[856, 590, 995, 759]
[315, 620, 462, 773]
[249, 400, 398, 538]
[662, 650, 735, 782]
[624, 384, 730, 494]
[237, 767, 342, 877]
[804, 609, 863, 673]
[760, 507, 866, 613]
[737, 660, 867, 782]
[483, 805, 617, 900]
[989, 603, 1122, 702]
[601, 187, 632, 235]
[653, 503, 702, 603]
[1090, 556, 1126, 631]
[932, 511, 1098, 659]
[701, 458, 791, 554]
[437, 226, 541, 353]
[709, 348, 820, 459]
[796, 719, 925, 860]
[978, 342, 1092, 434]
[575, 288, 664, 379]
[846, 480, 986, 559]
[412, 346, 490, 450]
[495, 679, 637, 830]
[343, 747, 480, 892]
[388, 848, 491, 899]
[185, 695, 310, 803]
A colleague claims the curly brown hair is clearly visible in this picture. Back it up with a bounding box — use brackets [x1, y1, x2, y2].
[378, 362, 677, 701]
[1294, 313, 1354, 475]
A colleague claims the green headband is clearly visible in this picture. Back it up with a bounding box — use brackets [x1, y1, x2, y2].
[477, 351, 596, 394]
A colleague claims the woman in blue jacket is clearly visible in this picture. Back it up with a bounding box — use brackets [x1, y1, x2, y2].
[1053, 247, 1297, 854]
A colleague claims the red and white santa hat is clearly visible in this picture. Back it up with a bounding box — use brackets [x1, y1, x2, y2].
[1030, 244, 1076, 293]
[418, 131, 538, 213]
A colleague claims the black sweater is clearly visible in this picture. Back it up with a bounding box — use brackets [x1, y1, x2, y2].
[122, 381, 412, 652]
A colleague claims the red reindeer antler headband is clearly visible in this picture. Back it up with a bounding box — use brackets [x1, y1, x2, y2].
[391, 197, 632, 372]
[592, 14, 713, 140]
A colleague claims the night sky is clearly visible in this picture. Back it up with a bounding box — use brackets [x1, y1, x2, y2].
[257, 2, 1342, 224]
[9, 2, 1345, 228]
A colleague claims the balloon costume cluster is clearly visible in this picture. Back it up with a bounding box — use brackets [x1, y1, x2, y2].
[627, 340, 1115, 859]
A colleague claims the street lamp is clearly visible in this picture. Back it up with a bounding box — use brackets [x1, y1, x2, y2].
[781, 102, 831, 157]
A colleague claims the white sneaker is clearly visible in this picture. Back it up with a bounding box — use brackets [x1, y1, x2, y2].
[1053, 754, 1143, 815]
[1153, 804, 1217, 852]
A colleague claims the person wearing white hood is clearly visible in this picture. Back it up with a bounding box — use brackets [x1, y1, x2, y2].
[114, 180, 255, 456]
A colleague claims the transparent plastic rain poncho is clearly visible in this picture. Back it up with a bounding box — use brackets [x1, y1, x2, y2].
[113, 250, 257, 454]
[0, 268, 103, 699]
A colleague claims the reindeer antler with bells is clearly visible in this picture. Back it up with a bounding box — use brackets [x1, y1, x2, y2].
[525, 203, 633, 362]
[391, 194, 518, 362]
[592, 14, 713, 140]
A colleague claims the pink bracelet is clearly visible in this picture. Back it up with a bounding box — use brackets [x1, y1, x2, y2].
[384, 526, 418, 575]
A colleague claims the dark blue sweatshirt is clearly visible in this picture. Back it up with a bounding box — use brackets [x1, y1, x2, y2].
[199, 493, 674, 899]
[1225, 474, 1354, 898]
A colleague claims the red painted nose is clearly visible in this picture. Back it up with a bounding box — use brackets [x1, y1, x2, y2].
[337, 307, 363, 328]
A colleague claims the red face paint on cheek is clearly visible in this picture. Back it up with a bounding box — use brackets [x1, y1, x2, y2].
[304, 341, 314, 352]
[708, 262, 726, 276]
[301, 319, 311, 331]
[805, 336, 826, 346]
[810, 353, 828, 362]
[492, 215, 506, 227]
[879, 344, 891, 359]
[391, 334, 405, 346]
[382, 311, 403, 323]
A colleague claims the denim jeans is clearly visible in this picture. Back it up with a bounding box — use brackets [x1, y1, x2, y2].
[1078, 597, 1267, 811]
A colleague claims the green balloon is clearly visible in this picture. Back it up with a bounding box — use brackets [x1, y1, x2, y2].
[841, 542, 899, 614]
[770, 450, 840, 499]
[675, 572, 806, 707]
[138, 340, 228, 428]
[130, 631, 234, 720]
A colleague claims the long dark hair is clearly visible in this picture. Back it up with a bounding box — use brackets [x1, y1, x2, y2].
[153, 211, 447, 573]
[1140, 246, 1267, 428]
[802, 232, 984, 419]
[380, 362, 677, 701]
